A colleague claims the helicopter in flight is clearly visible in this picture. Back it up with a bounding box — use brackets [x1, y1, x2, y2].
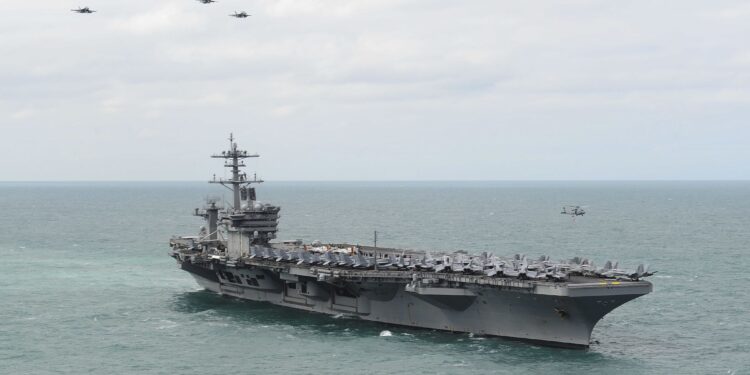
[229, 11, 250, 18]
[196, 0, 217, 4]
[561, 205, 586, 218]
[71, 7, 96, 13]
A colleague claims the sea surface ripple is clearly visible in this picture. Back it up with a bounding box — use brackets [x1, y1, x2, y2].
[0, 181, 748, 374]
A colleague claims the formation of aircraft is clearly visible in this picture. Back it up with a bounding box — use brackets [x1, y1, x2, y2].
[71, 7, 95, 13]
[71, 4, 251, 20]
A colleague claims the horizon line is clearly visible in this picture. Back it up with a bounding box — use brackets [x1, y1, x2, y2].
[1, 179, 749, 183]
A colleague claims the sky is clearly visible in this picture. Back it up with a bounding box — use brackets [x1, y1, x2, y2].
[1, 0, 749, 181]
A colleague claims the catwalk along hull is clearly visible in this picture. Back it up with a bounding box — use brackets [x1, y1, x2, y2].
[179, 260, 651, 348]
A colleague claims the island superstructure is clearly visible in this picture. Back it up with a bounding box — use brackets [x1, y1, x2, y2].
[169, 135, 654, 348]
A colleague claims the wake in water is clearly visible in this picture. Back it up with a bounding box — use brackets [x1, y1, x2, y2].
[331, 313, 357, 320]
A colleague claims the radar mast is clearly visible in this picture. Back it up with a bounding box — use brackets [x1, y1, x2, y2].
[208, 133, 279, 246]
[210, 133, 263, 211]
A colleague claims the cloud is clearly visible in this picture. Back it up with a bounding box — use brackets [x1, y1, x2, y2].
[259, 0, 404, 17]
[10, 107, 35, 120]
[111, 3, 206, 35]
[0, 0, 749, 180]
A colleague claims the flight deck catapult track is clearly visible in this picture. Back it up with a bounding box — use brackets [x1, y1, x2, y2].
[168, 134, 654, 348]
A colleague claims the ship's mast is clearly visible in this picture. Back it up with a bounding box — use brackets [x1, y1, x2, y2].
[210, 133, 263, 211]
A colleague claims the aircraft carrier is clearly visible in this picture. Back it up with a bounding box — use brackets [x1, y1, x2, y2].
[169, 135, 654, 348]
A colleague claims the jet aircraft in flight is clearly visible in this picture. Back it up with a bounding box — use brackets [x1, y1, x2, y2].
[71, 7, 96, 13]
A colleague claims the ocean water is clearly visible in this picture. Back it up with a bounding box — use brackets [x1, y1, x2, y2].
[0, 181, 748, 374]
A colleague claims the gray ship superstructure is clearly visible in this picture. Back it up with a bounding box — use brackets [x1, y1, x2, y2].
[169, 135, 654, 348]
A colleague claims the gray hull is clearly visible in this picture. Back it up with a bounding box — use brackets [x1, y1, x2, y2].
[180, 261, 650, 348]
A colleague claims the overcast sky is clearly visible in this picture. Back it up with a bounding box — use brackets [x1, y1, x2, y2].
[1, 1, 748, 181]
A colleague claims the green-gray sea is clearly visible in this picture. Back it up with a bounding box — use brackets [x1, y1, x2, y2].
[1, 181, 748, 374]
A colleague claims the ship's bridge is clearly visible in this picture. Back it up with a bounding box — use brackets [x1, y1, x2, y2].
[227, 198, 281, 244]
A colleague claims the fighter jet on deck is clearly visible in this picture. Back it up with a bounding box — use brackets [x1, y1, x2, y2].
[71, 7, 96, 13]
[229, 11, 250, 18]
[196, 0, 217, 4]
